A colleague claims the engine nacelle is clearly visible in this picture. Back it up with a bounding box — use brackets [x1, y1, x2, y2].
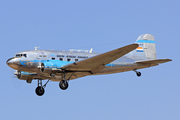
[40, 60, 67, 73]
[40, 62, 55, 73]
[14, 70, 36, 80]
[27, 61, 42, 72]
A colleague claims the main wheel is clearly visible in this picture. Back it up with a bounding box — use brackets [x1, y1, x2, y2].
[59, 81, 69, 90]
[136, 72, 141, 77]
[35, 86, 45, 96]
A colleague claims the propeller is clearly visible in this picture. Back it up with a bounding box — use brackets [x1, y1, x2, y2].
[14, 70, 21, 79]
[9, 69, 23, 89]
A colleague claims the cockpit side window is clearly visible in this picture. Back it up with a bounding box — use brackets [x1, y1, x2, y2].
[15, 54, 21, 57]
[15, 54, 27, 58]
[23, 54, 27, 57]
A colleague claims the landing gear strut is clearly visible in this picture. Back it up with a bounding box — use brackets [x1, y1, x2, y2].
[133, 69, 141, 77]
[35, 79, 49, 96]
[59, 72, 69, 90]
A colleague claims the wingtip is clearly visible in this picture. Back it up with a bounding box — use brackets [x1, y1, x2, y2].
[167, 59, 172, 62]
[135, 43, 139, 47]
[162, 59, 172, 62]
[131, 43, 139, 48]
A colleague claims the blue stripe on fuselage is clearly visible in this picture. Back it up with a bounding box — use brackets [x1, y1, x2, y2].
[31, 60, 115, 68]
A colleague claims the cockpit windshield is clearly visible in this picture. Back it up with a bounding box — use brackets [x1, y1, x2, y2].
[15, 54, 27, 58]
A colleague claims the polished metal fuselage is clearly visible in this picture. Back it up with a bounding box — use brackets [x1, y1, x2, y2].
[7, 49, 154, 81]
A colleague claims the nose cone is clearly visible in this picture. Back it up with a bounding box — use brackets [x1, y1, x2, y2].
[6, 57, 14, 66]
[6, 57, 20, 70]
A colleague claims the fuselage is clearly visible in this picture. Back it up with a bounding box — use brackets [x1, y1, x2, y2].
[6, 49, 151, 81]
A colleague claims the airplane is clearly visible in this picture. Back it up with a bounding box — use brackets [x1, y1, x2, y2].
[6, 34, 172, 96]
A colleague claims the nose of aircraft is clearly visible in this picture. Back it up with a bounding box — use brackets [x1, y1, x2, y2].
[7, 57, 23, 70]
[6, 57, 15, 65]
[6, 57, 20, 70]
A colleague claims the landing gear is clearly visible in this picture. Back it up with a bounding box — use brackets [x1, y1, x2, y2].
[133, 69, 141, 77]
[59, 72, 69, 90]
[35, 79, 49, 96]
[59, 80, 69, 90]
[136, 72, 141, 77]
[36, 86, 44, 96]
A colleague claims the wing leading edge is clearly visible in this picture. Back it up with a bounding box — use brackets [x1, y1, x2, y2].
[61, 44, 139, 73]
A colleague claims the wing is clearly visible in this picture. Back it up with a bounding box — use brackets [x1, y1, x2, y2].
[61, 44, 139, 74]
[136, 59, 172, 65]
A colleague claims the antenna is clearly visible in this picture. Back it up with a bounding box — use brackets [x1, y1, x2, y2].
[34, 47, 40, 50]
[89, 48, 93, 53]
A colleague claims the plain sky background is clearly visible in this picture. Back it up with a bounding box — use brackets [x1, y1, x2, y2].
[0, 0, 179, 120]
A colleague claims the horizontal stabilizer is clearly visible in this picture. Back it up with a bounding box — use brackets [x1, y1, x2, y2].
[136, 59, 172, 64]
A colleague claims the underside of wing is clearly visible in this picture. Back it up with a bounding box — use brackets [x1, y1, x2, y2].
[40, 72, 92, 81]
[66, 72, 92, 80]
[136, 59, 172, 65]
[61, 44, 139, 73]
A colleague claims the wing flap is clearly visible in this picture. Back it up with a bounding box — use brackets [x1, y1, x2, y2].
[61, 44, 139, 73]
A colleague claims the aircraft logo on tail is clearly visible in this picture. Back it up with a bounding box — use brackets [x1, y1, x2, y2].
[136, 47, 143, 52]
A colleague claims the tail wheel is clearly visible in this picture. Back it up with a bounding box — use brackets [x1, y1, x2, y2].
[133, 69, 141, 77]
[136, 72, 141, 77]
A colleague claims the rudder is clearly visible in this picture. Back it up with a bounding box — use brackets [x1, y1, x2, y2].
[135, 34, 157, 60]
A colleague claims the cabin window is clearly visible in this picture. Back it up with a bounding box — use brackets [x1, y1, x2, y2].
[59, 58, 63, 61]
[39, 55, 42, 57]
[75, 59, 78, 62]
[67, 58, 71, 61]
[52, 57, 55, 60]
